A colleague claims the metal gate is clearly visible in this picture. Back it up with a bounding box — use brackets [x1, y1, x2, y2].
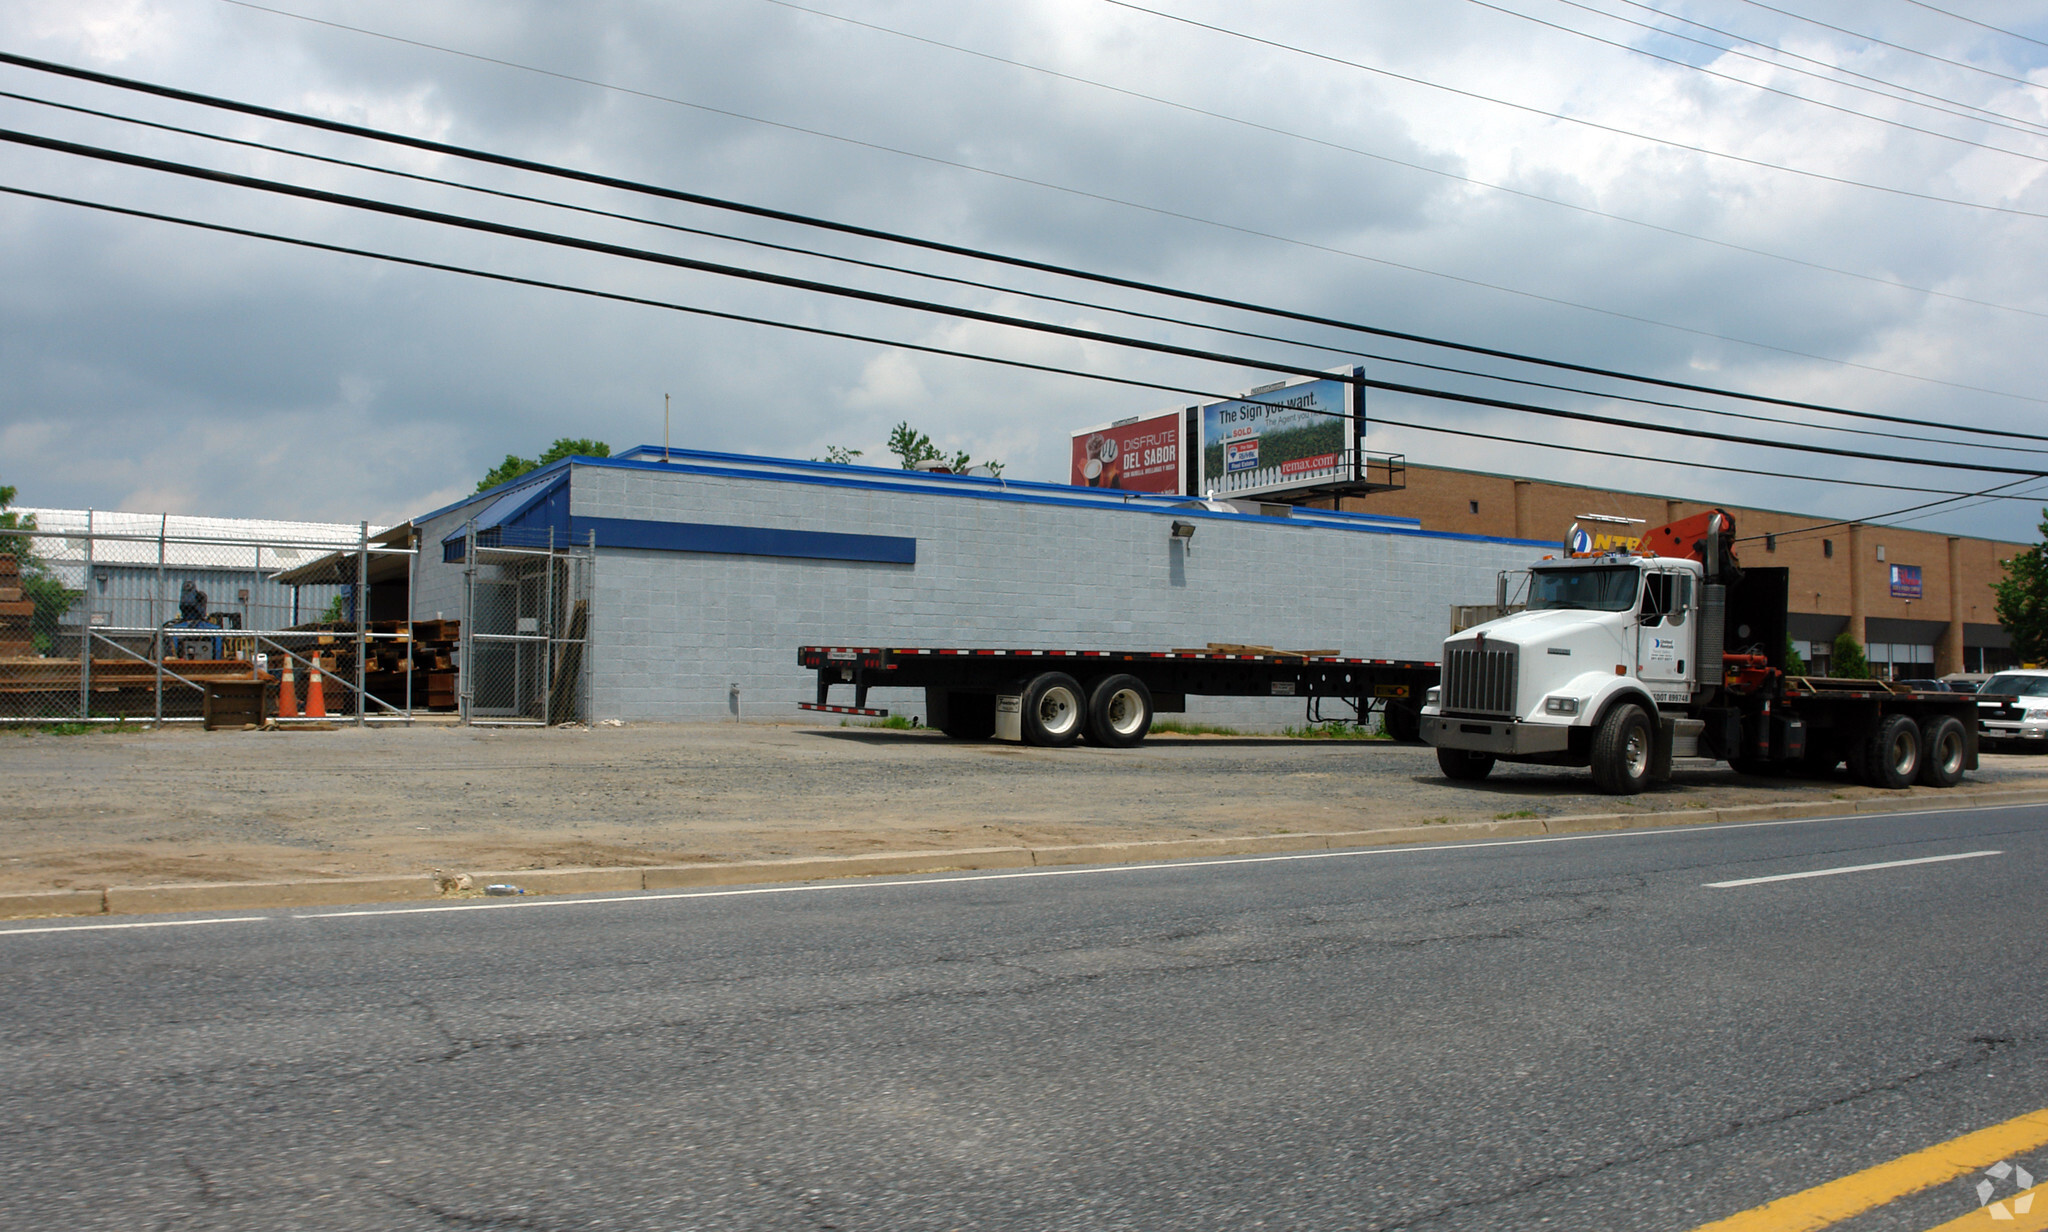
[461, 525, 594, 726]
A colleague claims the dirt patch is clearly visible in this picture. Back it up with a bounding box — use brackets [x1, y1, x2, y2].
[3, 721, 2043, 893]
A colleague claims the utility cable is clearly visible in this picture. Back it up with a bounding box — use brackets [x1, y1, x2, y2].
[754, 0, 2048, 321]
[8, 50, 2046, 419]
[1897, 0, 2048, 54]
[1727, 0, 2048, 92]
[1738, 475, 2048, 544]
[1096, 0, 2048, 216]
[1598, 0, 2048, 136]
[3, 132, 2040, 482]
[11, 87, 2034, 457]
[1461, 0, 2048, 161]
[3, 179, 2032, 506]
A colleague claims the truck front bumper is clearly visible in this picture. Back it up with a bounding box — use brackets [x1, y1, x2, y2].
[1422, 715, 1573, 756]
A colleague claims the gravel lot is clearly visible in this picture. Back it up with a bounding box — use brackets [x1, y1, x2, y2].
[4, 720, 2044, 893]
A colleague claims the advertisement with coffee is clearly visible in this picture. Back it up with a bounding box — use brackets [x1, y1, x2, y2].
[1196, 370, 1360, 498]
[1069, 410, 1185, 494]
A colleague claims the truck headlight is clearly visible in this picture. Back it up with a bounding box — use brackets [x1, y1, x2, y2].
[1544, 696, 1580, 715]
[1424, 686, 1441, 708]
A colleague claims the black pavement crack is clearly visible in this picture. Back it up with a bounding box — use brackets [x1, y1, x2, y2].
[385, 1190, 579, 1231]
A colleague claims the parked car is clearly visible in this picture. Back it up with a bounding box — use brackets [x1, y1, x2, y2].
[1975, 670, 2048, 750]
[1895, 678, 1952, 692]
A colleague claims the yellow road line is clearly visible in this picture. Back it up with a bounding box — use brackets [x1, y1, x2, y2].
[1920, 1181, 2047, 1231]
[1687, 1106, 2048, 1232]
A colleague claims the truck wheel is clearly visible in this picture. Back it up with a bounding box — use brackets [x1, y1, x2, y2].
[1915, 716, 1966, 788]
[1382, 701, 1422, 744]
[1858, 713, 1921, 789]
[1085, 674, 1153, 748]
[1020, 672, 1085, 747]
[1590, 703, 1653, 795]
[1436, 746, 1495, 781]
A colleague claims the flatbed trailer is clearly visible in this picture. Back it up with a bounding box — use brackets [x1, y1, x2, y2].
[797, 645, 1439, 747]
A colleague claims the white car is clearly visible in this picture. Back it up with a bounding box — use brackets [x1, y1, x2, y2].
[1975, 670, 2048, 749]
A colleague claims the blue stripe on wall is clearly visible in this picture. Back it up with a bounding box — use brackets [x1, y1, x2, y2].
[569, 516, 915, 564]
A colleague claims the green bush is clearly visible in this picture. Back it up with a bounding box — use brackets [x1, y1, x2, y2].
[1830, 632, 1871, 679]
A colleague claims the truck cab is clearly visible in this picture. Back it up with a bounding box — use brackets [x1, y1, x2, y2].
[1420, 552, 1704, 792]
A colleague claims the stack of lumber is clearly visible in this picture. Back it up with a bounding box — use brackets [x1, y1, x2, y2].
[0, 555, 28, 658]
[1170, 641, 1342, 658]
[286, 619, 460, 711]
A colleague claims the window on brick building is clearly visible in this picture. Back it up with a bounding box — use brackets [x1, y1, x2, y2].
[1766, 534, 1776, 552]
[1823, 539, 1833, 558]
[1469, 500, 1479, 514]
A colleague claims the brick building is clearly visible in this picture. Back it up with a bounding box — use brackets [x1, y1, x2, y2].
[1337, 464, 2028, 677]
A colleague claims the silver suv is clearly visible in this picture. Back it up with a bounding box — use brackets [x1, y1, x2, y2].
[1976, 670, 2048, 750]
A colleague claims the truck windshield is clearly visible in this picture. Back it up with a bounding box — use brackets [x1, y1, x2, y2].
[1981, 674, 2048, 698]
[1528, 566, 1640, 612]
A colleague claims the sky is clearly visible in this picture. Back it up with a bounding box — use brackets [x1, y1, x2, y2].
[2, 0, 2046, 541]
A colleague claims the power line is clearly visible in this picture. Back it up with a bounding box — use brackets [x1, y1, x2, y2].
[152, 12, 2048, 399]
[1095, 0, 2048, 216]
[1896, 0, 2048, 53]
[14, 87, 2039, 459]
[8, 49, 2047, 419]
[753, 0, 2048, 322]
[1599, 0, 2048, 136]
[5, 127, 2043, 483]
[1461, 0, 2048, 161]
[1726, 0, 2048, 91]
[4, 179, 2035, 508]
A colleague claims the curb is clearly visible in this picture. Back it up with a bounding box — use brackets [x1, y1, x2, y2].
[8, 788, 2048, 922]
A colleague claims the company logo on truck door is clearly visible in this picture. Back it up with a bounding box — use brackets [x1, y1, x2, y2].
[1648, 637, 1676, 663]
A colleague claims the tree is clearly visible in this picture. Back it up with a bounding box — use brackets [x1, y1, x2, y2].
[885, 422, 1003, 476]
[1993, 510, 2048, 665]
[812, 446, 863, 465]
[1831, 631, 1871, 679]
[1784, 635, 1806, 676]
[0, 481, 83, 655]
[477, 438, 611, 493]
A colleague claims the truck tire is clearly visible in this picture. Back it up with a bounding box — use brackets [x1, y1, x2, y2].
[936, 692, 996, 740]
[1915, 716, 1966, 788]
[1084, 674, 1153, 748]
[1858, 713, 1921, 789]
[1590, 703, 1654, 795]
[1020, 672, 1085, 747]
[1436, 746, 1495, 781]
[1382, 701, 1422, 744]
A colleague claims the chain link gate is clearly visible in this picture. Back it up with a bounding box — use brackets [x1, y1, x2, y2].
[460, 524, 594, 726]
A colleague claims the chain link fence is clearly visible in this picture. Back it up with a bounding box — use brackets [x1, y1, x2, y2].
[459, 524, 594, 726]
[0, 512, 445, 726]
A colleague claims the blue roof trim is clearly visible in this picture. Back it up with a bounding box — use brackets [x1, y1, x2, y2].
[570, 516, 914, 564]
[406, 447, 1555, 553]
[440, 471, 569, 543]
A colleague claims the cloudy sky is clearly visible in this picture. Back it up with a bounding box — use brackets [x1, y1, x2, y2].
[2, 0, 2046, 540]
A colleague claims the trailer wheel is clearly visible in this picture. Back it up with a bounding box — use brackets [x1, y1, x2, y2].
[1916, 716, 1966, 788]
[1590, 703, 1653, 795]
[1857, 713, 1921, 789]
[1020, 672, 1085, 747]
[1382, 701, 1422, 744]
[1437, 746, 1495, 781]
[1084, 674, 1153, 748]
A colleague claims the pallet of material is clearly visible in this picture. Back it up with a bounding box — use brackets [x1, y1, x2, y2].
[0, 659, 267, 691]
[1169, 642, 1344, 658]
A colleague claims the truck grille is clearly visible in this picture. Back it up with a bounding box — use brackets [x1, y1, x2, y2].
[1444, 644, 1518, 717]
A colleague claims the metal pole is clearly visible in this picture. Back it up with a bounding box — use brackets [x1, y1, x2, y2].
[543, 526, 556, 723]
[154, 513, 165, 728]
[585, 527, 596, 725]
[459, 516, 476, 725]
[79, 510, 92, 721]
[356, 521, 368, 726]
[405, 526, 416, 721]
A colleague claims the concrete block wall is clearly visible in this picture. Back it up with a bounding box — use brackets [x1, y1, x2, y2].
[571, 462, 1545, 728]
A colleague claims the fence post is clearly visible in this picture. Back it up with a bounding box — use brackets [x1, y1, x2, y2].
[543, 526, 556, 724]
[459, 516, 476, 725]
[79, 510, 93, 722]
[154, 513, 165, 728]
[405, 527, 417, 721]
[356, 520, 368, 726]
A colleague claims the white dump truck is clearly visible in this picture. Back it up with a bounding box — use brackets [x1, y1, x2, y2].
[1420, 511, 1977, 794]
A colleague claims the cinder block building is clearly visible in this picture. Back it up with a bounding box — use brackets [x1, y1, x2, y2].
[404, 448, 1553, 725]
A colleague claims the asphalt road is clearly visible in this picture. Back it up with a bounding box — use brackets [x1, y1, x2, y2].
[4, 803, 2045, 1231]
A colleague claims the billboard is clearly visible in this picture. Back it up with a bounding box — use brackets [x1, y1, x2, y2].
[1889, 564, 1922, 600]
[1070, 409, 1186, 494]
[1195, 368, 1363, 498]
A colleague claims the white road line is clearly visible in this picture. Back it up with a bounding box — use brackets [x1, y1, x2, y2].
[0, 915, 267, 937]
[296, 807, 2043, 920]
[1705, 850, 2003, 888]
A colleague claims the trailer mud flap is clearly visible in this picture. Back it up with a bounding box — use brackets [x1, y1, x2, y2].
[994, 694, 1023, 742]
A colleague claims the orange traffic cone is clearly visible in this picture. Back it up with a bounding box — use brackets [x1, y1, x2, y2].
[277, 655, 299, 719]
[305, 654, 328, 719]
